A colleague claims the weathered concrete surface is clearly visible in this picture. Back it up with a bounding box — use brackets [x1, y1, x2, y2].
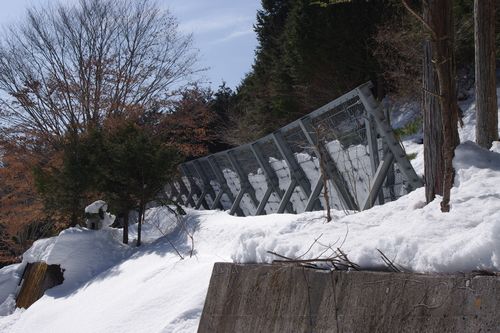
[198, 263, 500, 333]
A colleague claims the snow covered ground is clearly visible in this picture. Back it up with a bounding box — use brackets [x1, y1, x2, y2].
[0, 92, 499, 332]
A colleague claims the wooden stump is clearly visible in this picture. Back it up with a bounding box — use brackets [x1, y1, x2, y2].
[16, 262, 64, 309]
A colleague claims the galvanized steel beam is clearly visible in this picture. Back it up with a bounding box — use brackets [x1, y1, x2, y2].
[206, 156, 243, 216]
[249, 143, 292, 214]
[357, 84, 423, 191]
[226, 151, 259, 215]
[362, 151, 394, 210]
[271, 131, 314, 212]
[179, 165, 201, 208]
[298, 118, 359, 211]
[191, 161, 218, 209]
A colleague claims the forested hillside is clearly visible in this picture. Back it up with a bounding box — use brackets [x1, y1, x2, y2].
[222, 0, 481, 145]
[225, 0, 390, 144]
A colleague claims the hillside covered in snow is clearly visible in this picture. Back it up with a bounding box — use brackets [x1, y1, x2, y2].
[0, 95, 498, 332]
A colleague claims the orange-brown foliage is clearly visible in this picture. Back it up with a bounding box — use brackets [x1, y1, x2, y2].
[162, 87, 219, 158]
[0, 139, 63, 264]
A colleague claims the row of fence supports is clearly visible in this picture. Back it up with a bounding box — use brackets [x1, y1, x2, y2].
[249, 143, 292, 215]
[298, 117, 359, 212]
[165, 82, 423, 217]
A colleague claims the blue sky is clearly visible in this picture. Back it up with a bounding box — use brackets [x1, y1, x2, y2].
[0, 0, 262, 89]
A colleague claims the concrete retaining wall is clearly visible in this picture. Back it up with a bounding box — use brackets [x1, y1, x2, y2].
[198, 263, 499, 333]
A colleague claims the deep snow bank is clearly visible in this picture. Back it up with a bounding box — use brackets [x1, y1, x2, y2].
[0, 88, 499, 332]
[232, 141, 500, 272]
[23, 227, 129, 294]
[0, 140, 499, 332]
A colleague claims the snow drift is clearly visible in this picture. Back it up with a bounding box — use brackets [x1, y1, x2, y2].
[0, 93, 498, 332]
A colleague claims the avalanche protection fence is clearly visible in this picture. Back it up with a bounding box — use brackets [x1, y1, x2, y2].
[164, 82, 423, 216]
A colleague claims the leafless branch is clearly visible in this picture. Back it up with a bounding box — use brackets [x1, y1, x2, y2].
[0, 0, 200, 144]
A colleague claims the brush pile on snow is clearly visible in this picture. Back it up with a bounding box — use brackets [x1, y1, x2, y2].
[0, 95, 498, 332]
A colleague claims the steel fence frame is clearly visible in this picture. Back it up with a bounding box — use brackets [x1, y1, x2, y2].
[166, 82, 423, 216]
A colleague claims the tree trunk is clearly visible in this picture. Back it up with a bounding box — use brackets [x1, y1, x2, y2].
[423, 0, 460, 212]
[122, 211, 129, 244]
[423, 39, 443, 203]
[137, 205, 143, 247]
[70, 210, 78, 227]
[474, 0, 498, 149]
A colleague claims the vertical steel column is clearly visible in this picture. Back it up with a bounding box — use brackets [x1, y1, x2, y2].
[192, 161, 218, 209]
[271, 131, 313, 213]
[277, 179, 298, 214]
[361, 151, 394, 210]
[179, 165, 201, 208]
[201, 157, 226, 210]
[182, 163, 210, 210]
[226, 150, 259, 215]
[168, 182, 185, 206]
[365, 115, 380, 175]
[298, 118, 359, 211]
[176, 176, 194, 207]
[249, 142, 292, 215]
[161, 184, 172, 202]
[357, 84, 423, 191]
[365, 115, 385, 205]
[207, 156, 244, 216]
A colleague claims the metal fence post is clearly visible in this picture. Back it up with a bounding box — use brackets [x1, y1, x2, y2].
[169, 182, 185, 206]
[357, 83, 423, 192]
[177, 177, 195, 208]
[365, 115, 385, 206]
[163, 184, 172, 202]
[298, 117, 359, 211]
[207, 156, 244, 216]
[271, 131, 314, 212]
[361, 151, 394, 210]
[192, 161, 218, 209]
[226, 150, 259, 214]
[249, 143, 292, 215]
[179, 165, 201, 208]
[182, 163, 211, 210]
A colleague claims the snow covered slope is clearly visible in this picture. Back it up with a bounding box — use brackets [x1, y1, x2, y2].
[0, 94, 498, 332]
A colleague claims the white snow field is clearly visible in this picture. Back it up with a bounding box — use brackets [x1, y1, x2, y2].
[0, 95, 499, 332]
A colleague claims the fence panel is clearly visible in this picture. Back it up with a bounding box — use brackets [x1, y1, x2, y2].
[168, 82, 423, 216]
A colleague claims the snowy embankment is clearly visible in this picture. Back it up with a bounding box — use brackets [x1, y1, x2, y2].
[0, 95, 499, 332]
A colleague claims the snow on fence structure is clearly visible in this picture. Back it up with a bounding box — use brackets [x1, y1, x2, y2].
[165, 82, 423, 216]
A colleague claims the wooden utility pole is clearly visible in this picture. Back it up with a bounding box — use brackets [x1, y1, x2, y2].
[474, 0, 498, 149]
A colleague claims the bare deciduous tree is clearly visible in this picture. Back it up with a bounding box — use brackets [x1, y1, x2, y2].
[0, 0, 199, 143]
